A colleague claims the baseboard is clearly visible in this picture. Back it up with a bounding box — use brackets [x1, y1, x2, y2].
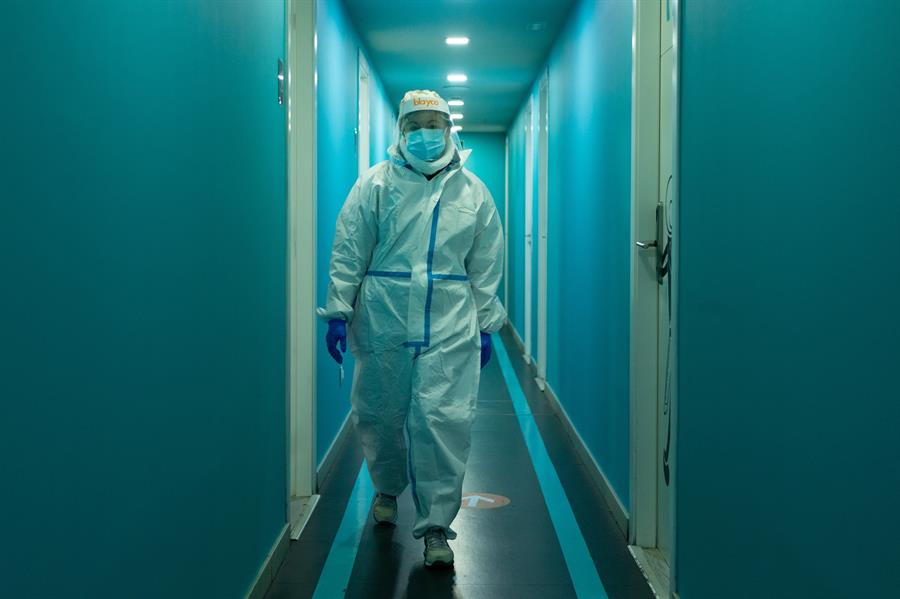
[245, 522, 290, 599]
[290, 493, 321, 540]
[541, 382, 630, 537]
[506, 323, 536, 372]
[501, 322, 630, 535]
[629, 545, 671, 599]
[508, 321, 525, 352]
[316, 411, 353, 490]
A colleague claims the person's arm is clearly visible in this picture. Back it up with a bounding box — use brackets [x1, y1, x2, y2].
[465, 186, 507, 333]
[317, 181, 377, 324]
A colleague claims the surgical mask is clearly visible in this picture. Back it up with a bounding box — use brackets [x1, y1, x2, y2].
[404, 128, 447, 162]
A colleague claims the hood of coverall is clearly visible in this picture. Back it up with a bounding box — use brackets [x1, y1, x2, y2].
[391, 90, 469, 175]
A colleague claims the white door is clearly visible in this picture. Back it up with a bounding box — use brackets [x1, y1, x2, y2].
[523, 99, 534, 362]
[536, 75, 549, 388]
[629, 1, 677, 589]
[656, 0, 676, 562]
[357, 50, 370, 178]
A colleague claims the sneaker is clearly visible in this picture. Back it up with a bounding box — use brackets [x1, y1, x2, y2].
[423, 527, 454, 568]
[372, 493, 398, 525]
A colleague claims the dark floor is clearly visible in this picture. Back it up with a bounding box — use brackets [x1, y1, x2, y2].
[266, 328, 653, 599]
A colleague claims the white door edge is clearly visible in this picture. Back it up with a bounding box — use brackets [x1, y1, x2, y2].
[536, 71, 549, 383]
[628, 0, 662, 550]
[504, 136, 510, 313]
[523, 98, 534, 361]
[357, 49, 370, 178]
[287, 0, 317, 502]
[669, 0, 682, 591]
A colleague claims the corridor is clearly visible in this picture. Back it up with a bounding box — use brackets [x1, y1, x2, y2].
[4, 1, 899, 598]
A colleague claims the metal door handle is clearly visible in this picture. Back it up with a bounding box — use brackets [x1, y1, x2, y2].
[636, 240, 657, 249]
[277, 58, 285, 105]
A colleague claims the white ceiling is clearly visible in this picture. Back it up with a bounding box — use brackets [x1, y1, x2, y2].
[343, 0, 578, 132]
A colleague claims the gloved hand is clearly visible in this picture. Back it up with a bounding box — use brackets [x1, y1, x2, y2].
[480, 332, 492, 369]
[326, 319, 347, 364]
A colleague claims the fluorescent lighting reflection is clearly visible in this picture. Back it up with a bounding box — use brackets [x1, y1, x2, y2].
[446, 37, 470, 46]
[447, 73, 467, 83]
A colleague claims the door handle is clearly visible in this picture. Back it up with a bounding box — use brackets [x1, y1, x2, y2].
[638, 202, 671, 284]
[277, 58, 285, 105]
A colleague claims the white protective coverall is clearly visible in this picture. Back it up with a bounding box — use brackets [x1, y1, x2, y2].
[317, 92, 506, 539]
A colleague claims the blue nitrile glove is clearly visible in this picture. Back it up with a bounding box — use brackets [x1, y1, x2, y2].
[326, 319, 347, 364]
[480, 332, 492, 369]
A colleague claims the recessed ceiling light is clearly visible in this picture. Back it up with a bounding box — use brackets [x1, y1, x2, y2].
[451, 113, 464, 120]
[447, 73, 468, 83]
[448, 99, 465, 107]
[446, 37, 470, 46]
[451, 125, 463, 133]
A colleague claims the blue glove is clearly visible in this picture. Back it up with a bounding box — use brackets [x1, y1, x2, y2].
[480, 332, 492, 369]
[326, 319, 347, 364]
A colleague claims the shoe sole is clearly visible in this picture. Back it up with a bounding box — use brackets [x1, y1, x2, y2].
[372, 513, 397, 526]
[424, 557, 454, 569]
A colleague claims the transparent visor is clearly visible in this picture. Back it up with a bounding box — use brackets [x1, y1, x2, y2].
[392, 110, 462, 152]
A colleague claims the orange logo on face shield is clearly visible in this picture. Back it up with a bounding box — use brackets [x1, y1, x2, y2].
[413, 98, 440, 107]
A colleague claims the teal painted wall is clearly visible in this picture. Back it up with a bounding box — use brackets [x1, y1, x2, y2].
[369, 73, 395, 165]
[506, 0, 633, 506]
[677, 1, 900, 597]
[546, 0, 632, 508]
[0, 1, 287, 597]
[460, 133, 506, 216]
[460, 132, 507, 303]
[316, 0, 394, 465]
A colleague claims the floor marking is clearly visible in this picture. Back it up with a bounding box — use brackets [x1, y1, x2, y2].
[494, 335, 610, 599]
[311, 462, 374, 599]
[461, 492, 510, 509]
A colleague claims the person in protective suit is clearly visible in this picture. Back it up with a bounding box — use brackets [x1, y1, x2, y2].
[317, 89, 506, 568]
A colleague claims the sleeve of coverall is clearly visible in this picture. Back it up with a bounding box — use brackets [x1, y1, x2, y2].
[465, 186, 507, 333]
[316, 181, 377, 323]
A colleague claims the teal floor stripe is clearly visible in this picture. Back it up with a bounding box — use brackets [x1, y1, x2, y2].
[494, 335, 610, 599]
[312, 462, 374, 599]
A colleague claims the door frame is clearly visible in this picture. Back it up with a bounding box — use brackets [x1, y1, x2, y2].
[629, 0, 680, 594]
[286, 0, 317, 514]
[669, 0, 682, 590]
[523, 98, 534, 363]
[504, 135, 510, 311]
[536, 71, 549, 388]
[629, 0, 661, 551]
[357, 50, 370, 177]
